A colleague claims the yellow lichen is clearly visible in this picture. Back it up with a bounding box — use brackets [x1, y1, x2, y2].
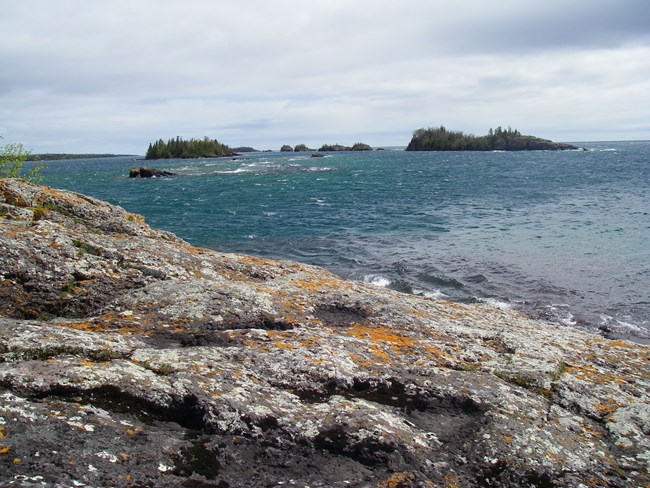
[237, 255, 275, 266]
[292, 277, 351, 292]
[347, 323, 416, 349]
[377, 471, 415, 488]
[272, 340, 296, 350]
[593, 400, 621, 419]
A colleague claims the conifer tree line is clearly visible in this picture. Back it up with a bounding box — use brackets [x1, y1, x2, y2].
[145, 136, 234, 159]
[406, 126, 577, 151]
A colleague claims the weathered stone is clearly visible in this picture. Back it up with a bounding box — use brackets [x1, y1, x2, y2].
[0, 178, 648, 487]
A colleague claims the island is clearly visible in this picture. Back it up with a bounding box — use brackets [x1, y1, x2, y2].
[318, 142, 373, 151]
[145, 136, 235, 159]
[1, 177, 648, 487]
[293, 144, 315, 152]
[406, 126, 579, 151]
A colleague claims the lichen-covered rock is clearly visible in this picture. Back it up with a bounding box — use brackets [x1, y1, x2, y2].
[1, 178, 648, 487]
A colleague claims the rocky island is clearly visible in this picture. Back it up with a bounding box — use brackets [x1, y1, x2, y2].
[319, 143, 373, 152]
[129, 167, 176, 178]
[0, 179, 648, 487]
[145, 137, 235, 160]
[406, 126, 580, 151]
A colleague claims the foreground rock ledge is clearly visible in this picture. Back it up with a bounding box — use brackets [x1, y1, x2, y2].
[0, 179, 648, 487]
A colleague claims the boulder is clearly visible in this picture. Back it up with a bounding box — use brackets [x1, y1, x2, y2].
[0, 178, 648, 487]
[129, 167, 176, 178]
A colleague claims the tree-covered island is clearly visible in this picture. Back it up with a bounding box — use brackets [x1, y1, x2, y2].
[281, 143, 372, 152]
[406, 126, 579, 151]
[318, 142, 373, 151]
[145, 136, 235, 159]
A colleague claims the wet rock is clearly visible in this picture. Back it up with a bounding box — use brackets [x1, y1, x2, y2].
[129, 167, 176, 178]
[0, 178, 649, 487]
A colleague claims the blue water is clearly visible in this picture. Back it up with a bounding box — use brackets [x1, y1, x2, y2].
[34, 142, 650, 342]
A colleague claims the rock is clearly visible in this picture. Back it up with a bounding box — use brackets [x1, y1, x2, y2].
[294, 144, 315, 152]
[280, 145, 293, 152]
[311, 153, 324, 158]
[1, 178, 649, 487]
[129, 167, 176, 178]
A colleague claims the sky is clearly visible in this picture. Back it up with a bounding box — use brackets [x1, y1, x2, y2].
[1, 0, 649, 154]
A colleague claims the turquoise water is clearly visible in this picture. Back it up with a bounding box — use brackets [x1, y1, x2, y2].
[36, 142, 650, 342]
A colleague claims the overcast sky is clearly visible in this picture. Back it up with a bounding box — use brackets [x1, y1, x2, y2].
[1, 0, 649, 154]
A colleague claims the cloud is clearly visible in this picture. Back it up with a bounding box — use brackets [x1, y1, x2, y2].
[1, 0, 649, 152]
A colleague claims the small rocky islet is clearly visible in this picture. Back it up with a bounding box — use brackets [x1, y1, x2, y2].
[0, 178, 648, 487]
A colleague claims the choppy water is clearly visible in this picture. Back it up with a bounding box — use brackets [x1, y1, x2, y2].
[36, 141, 650, 342]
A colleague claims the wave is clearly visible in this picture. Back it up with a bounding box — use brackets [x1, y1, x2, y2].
[412, 287, 446, 299]
[478, 297, 513, 309]
[364, 274, 392, 288]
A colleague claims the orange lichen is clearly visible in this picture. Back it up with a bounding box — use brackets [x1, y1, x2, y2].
[55, 312, 144, 335]
[343, 323, 423, 364]
[0, 446, 8, 455]
[348, 324, 416, 348]
[593, 400, 621, 419]
[377, 471, 415, 488]
[236, 255, 275, 266]
[350, 353, 373, 368]
[370, 345, 392, 362]
[566, 364, 627, 386]
[292, 277, 351, 292]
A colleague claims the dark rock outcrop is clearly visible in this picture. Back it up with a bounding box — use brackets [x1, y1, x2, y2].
[129, 167, 176, 178]
[318, 143, 373, 152]
[0, 178, 648, 487]
[294, 144, 315, 152]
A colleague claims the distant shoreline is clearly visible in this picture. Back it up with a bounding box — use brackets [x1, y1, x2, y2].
[27, 153, 137, 161]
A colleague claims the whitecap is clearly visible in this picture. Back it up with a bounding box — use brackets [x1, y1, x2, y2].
[413, 287, 447, 299]
[478, 298, 512, 310]
[364, 275, 391, 288]
[217, 168, 250, 174]
[599, 315, 649, 337]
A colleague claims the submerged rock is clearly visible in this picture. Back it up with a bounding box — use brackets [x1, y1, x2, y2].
[0, 178, 648, 487]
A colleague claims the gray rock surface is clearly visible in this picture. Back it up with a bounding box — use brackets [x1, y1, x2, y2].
[1, 178, 648, 487]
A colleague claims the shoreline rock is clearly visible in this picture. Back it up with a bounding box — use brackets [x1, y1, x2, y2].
[0, 178, 648, 487]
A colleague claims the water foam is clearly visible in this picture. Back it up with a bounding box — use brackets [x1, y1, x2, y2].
[364, 275, 392, 288]
[478, 297, 512, 310]
[413, 287, 447, 299]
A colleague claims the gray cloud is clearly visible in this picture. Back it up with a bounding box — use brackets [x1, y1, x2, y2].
[1, 0, 649, 152]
